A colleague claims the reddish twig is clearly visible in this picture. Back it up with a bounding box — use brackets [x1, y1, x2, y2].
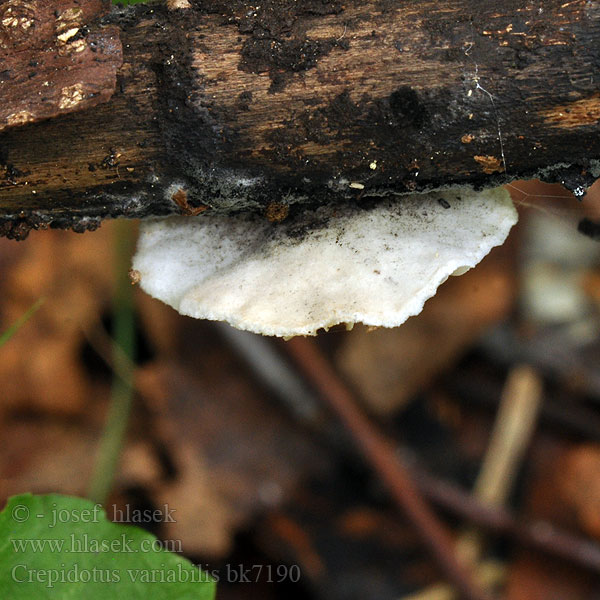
[286, 337, 493, 600]
[415, 470, 600, 574]
[282, 337, 600, 577]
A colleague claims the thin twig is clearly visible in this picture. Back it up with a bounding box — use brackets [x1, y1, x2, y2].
[456, 364, 543, 566]
[224, 333, 600, 576]
[407, 365, 544, 600]
[286, 337, 492, 600]
[444, 369, 600, 442]
[415, 469, 600, 574]
[471, 365, 543, 508]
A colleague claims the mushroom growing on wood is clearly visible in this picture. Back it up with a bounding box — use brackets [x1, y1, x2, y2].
[132, 187, 517, 337]
[0, 0, 597, 336]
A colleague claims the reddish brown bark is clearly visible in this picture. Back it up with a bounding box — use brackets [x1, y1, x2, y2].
[0, 0, 122, 131]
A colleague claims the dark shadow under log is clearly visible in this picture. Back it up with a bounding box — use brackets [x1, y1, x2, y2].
[1, 0, 599, 238]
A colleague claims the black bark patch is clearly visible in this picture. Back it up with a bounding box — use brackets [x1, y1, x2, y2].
[538, 162, 598, 198]
[193, 0, 346, 91]
[236, 91, 253, 111]
[241, 38, 337, 93]
[389, 87, 427, 128]
[321, 91, 363, 134]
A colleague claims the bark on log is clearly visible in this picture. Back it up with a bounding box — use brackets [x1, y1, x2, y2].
[1, 0, 599, 238]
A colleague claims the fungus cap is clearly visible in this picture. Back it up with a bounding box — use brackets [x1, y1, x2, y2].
[132, 186, 517, 337]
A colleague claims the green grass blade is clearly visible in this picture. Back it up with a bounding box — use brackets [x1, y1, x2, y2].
[88, 220, 137, 505]
[0, 297, 45, 348]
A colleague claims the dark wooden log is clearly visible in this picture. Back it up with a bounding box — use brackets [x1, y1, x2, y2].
[1, 0, 600, 239]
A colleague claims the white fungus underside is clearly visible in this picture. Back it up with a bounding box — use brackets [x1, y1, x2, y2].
[133, 186, 518, 337]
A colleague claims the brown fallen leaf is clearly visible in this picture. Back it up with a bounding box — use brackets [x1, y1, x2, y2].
[136, 359, 330, 558]
[0, 226, 116, 415]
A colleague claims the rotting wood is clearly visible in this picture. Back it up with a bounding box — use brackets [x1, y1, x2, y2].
[1, 0, 599, 239]
[0, 0, 122, 133]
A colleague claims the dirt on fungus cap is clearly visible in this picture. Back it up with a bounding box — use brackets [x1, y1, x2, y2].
[132, 186, 517, 337]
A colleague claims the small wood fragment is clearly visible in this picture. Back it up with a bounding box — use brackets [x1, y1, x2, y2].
[0, 0, 122, 132]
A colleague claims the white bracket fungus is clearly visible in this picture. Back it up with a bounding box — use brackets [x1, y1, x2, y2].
[132, 186, 517, 337]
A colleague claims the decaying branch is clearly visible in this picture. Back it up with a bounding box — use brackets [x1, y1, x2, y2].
[1, 0, 599, 238]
